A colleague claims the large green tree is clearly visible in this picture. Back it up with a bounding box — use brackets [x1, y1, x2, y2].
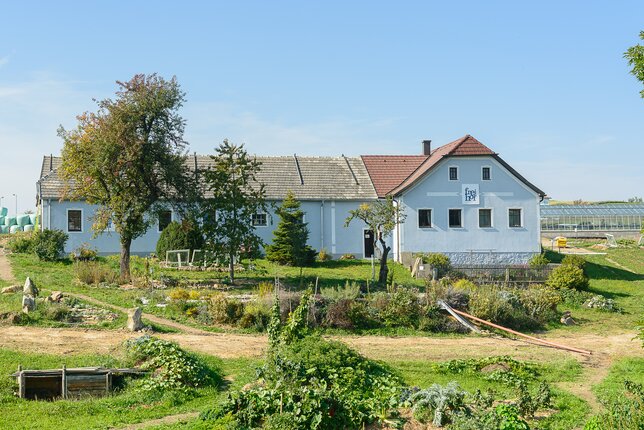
[345, 197, 405, 284]
[201, 140, 268, 283]
[266, 191, 316, 266]
[59, 74, 194, 280]
[625, 31, 644, 98]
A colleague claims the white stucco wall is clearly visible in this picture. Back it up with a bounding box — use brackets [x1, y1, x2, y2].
[396, 156, 541, 264]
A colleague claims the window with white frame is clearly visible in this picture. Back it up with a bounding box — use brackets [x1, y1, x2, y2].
[67, 210, 82, 232]
[449, 166, 459, 181]
[478, 209, 492, 228]
[251, 213, 267, 227]
[509, 208, 522, 228]
[158, 210, 172, 232]
[418, 209, 432, 228]
[448, 209, 462, 228]
[482, 166, 491, 181]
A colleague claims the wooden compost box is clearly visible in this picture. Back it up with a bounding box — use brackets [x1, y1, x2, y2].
[12, 365, 142, 400]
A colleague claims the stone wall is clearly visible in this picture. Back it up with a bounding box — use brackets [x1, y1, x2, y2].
[445, 251, 537, 266]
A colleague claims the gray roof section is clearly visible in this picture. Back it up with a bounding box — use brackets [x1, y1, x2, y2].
[38, 155, 378, 201]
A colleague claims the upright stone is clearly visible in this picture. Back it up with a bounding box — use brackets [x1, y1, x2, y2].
[22, 295, 35, 313]
[127, 307, 144, 331]
[23, 277, 38, 297]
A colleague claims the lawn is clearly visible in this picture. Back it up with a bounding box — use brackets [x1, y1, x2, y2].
[0, 346, 259, 430]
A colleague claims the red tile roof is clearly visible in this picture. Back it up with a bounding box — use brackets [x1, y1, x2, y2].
[360, 155, 428, 197]
[362, 135, 499, 197]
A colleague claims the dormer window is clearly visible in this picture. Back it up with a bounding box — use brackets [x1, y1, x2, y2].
[449, 166, 459, 181]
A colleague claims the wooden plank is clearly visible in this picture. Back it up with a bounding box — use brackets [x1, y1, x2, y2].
[61, 364, 67, 399]
[437, 300, 481, 333]
[18, 365, 24, 399]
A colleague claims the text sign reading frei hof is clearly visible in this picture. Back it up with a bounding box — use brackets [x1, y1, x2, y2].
[462, 184, 480, 205]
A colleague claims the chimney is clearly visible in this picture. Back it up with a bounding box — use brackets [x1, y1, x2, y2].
[422, 140, 431, 156]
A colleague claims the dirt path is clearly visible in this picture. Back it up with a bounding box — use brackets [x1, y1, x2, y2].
[1, 325, 641, 412]
[113, 412, 199, 430]
[0, 248, 15, 283]
[65, 292, 212, 335]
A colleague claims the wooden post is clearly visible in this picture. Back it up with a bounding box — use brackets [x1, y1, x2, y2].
[505, 268, 510, 287]
[61, 364, 67, 399]
[18, 365, 25, 399]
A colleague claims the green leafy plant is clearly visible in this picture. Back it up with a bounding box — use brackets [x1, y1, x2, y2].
[409, 381, 467, 426]
[125, 335, 218, 392]
[70, 243, 98, 261]
[584, 380, 643, 429]
[205, 293, 403, 429]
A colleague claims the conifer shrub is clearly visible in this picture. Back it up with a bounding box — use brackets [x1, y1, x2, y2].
[266, 191, 316, 266]
[155, 220, 204, 262]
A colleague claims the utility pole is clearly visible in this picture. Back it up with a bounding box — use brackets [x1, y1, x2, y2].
[12, 194, 17, 217]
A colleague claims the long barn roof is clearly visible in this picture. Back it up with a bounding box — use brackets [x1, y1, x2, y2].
[38, 135, 545, 201]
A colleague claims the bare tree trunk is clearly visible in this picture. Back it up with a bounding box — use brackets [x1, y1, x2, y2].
[120, 237, 132, 282]
[229, 250, 235, 284]
[378, 236, 390, 285]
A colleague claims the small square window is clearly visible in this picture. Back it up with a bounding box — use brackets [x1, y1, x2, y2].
[448, 209, 462, 228]
[509, 209, 522, 228]
[67, 210, 82, 232]
[479, 209, 492, 228]
[418, 209, 432, 228]
[482, 167, 491, 181]
[449, 166, 458, 181]
[252, 213, 267, 226]
[158, 210, 172, 232]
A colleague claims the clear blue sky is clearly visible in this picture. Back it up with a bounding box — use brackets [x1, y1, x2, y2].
[1, 1, 643, 213]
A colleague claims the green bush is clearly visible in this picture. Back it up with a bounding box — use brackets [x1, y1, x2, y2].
[546, 264, 589, 290]
[517, 286, 561, 323]
[32, 229, 68, 261]
[375, 288, 421, 328]
[207, 293, 244, 324]
[74, 261, 119, 285]
[323, 298, 357, 329]
[70, 243, 98, 261]
[422, 253, 452, 278]
[125, 335, 218, 392]
[561, 254, 586, 270]
[6, 232, 35, 253]
[238, 300, 270, 330]
[318, 248, 332, 261]
[155, 220, 204, 262]
[320, 281, 361, 301]
[529, 253, 550, 268]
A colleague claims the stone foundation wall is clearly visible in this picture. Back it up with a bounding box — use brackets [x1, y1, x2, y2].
[445, 252, 537, 266]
